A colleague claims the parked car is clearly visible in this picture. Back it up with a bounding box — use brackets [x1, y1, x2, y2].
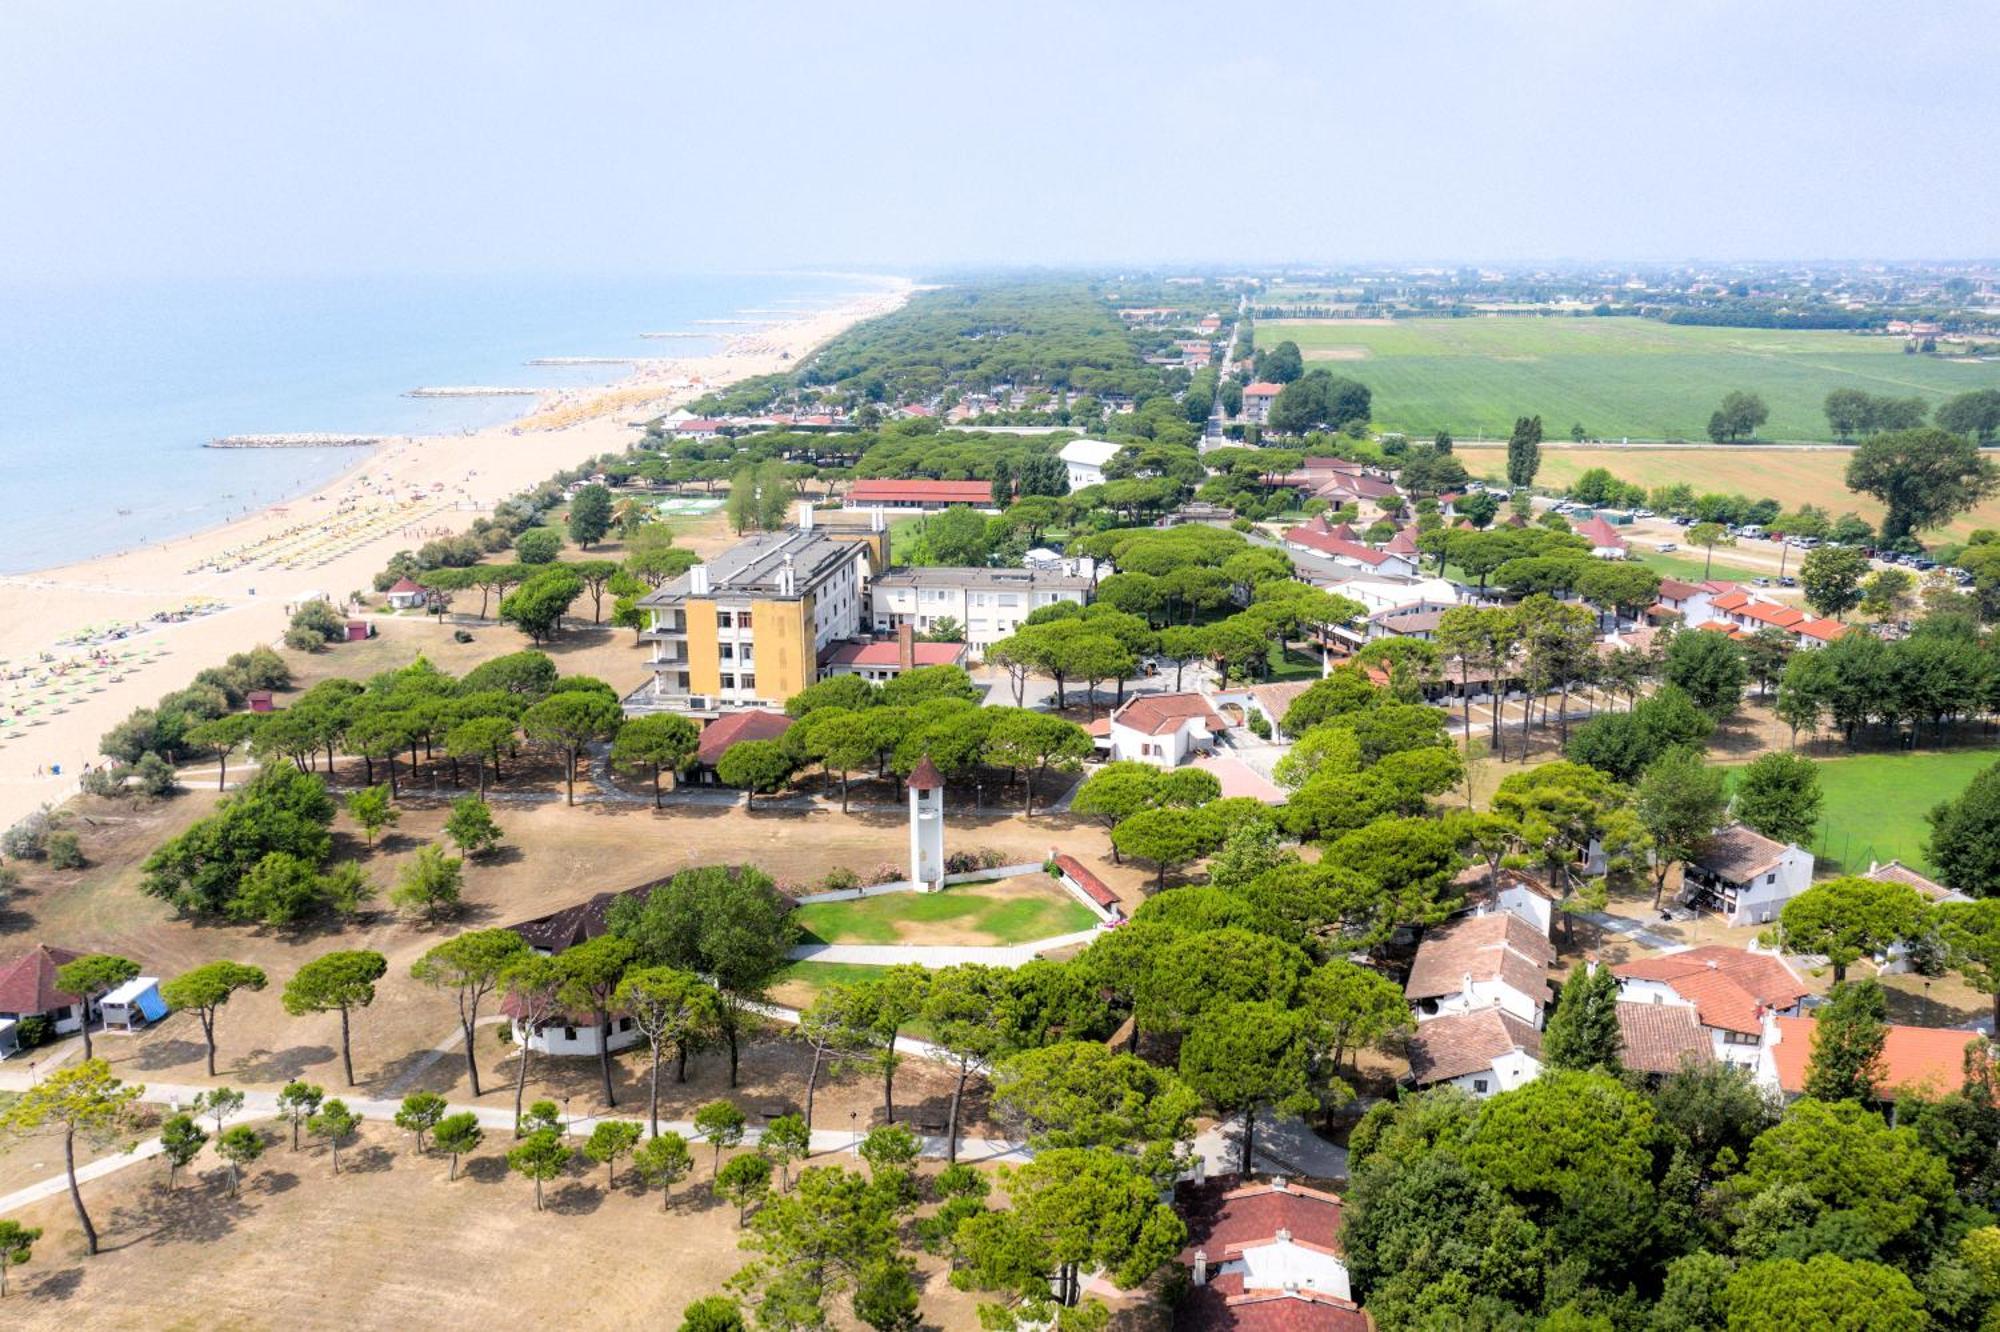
[1779, 576, 1798, 587]
[1656, 542, 1679, 552]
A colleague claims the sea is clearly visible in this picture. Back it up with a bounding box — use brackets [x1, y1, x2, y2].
[0, 271, 880, 574]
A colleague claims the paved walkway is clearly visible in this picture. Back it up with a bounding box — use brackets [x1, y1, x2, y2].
[1192, 1107, 1351, 1181]
[785, 929, 1103, 968]
[1580, 909, 1684, 952]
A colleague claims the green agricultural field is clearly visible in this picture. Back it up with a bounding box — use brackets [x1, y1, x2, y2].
[1732, 747, 2000, 876]
[1256, 316, 2000, 442]
[790, 877, 1097, 947]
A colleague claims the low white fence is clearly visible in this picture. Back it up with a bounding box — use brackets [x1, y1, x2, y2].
[791, 862, 1048, 904]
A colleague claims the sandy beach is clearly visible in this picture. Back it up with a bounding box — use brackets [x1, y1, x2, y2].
[0, 279, 910, 831]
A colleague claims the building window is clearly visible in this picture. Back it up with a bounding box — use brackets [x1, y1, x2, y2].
[1722, 1029, 1760, 1046]
[741, 674, 755, 692]
[719, 643, 734, 659]
[739, 611, 753, 629]
[720, 673, 736, 689]
[716, 612, 732, 628]
[1473, 1078, 1489, 1093]
[563, 1026, 577, 1041]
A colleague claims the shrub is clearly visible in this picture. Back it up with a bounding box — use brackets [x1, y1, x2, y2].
[2, 806, 56, 860]
[820, 866, 860, 892]
[45, 831, 83, 870]
[284, 627, 327, 653]
[945, 851, 981, 875]
[863, 862, 904, 886]
[80, 766, 126, 798]
[290, 600, 346, 643]
[977, 846, 1008, 869]
[14, 1015, 52, 1049]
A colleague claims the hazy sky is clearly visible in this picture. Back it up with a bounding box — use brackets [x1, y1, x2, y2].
[3, 0, 1995, 281]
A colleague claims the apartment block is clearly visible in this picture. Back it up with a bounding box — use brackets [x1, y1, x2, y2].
[869, 566, 1091, 653]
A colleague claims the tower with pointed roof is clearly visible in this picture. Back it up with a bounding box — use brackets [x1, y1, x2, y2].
[907, 755, 945, 890]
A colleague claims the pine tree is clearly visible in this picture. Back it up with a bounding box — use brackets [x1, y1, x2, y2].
[1541, 960, 1622, 1072]
[1505, 415, 1543, 489]
[1805, 979, 1888, 1102]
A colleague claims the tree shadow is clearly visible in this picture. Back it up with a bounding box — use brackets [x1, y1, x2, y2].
[255, 1170, 300, 1196]
[545, 1180, 606, 1215]
[24, 1266, 84, 1302]
[130, 1038, 211, 1071]
[232, 1044, 337, 1083]
[104, 1174, 255, 1248]
[463, 1154, 511, 1185]
[339, 1144, 396, 1175]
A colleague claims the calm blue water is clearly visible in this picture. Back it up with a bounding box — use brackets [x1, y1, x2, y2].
[0, 272, 872, 572]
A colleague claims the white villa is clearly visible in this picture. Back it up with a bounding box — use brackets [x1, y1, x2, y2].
[1612, 945, 1810, 1069]
[1678, 823, 1815, 926]
[1404, 912, 1556, 1028]
[1057, 438, 1122, 491]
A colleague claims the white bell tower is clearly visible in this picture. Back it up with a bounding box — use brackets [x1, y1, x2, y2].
[907, 756, 946, 891]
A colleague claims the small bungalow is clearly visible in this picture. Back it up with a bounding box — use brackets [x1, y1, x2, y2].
[1573, 515, 1629, 559]
[1406, 1007, 1544, 1097]
[691, 709, 795, 785]
[0, 944, 87, 1058]
[822, 629, 968, 683]
[1404, 912, 1556, 1027]
[1454, 865, 1561, 939]
[98, 976, 168, 1033]
[1678, 823, 1814, 926]
[1102, 692, 1228, 767]
[1175, 1176, 1368, 1331]
[384, 577, 428, 610]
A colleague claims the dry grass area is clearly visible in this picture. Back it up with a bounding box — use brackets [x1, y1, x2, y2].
[6, 785, 1130, 1135]
[3, 1121, 1003, 1329]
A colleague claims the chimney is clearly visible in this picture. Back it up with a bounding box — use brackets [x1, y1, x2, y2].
[1191, 1250, 1208, 1287]
[798, 499, 814, 531]
[778, 553, 797, 598]
[1276, 1227, 1292, 1243]
[1272, 1176, 1289, 1191]
[898, 622, 916, 671]
[688, 563, 710, 596]
[871, 505, 885, 533]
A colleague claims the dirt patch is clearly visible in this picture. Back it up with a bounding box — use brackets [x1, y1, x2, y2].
[1301, 346, 1371, 362]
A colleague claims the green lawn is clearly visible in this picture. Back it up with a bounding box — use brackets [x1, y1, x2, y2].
[1257, 316, 2000, 442]
[1735, 747, 2000, 875]
[790, 878, 1097, 946]
[769, 960, 891, 1004]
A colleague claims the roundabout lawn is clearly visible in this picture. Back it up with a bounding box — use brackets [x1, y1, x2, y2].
[791, 877, 1097, 947]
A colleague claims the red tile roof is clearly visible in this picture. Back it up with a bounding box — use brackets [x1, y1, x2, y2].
[696, 709, 794, 766]
[1111, 692, 1227, 736]
[1283, 527, 1394, 566]
[1244, 382, 1284, 397]
[1616, 1000, 1714, 1073]
[1177, 1277, 1373, 1332]
[1612, 946, 1808, 1035]
[1405, 913, 1556, 1004]
[1770, 1016, 1988, 1099]
[0, 944, 85, 1016]
[1573, 516, 1627, 549]
[822, 640, 966, 669]
[1406, 1007, 1543, 1084]
[1658, 578, 1702, 600]
[1796, 616, 1846, 643]
[1178, 1177, 1347, 1262]
[846, 479, 993, 505]
[387, 577, 423, 594]
[907, 755, 945, 792]
[1384, 527, 1420, 556]
[1053, 854, 1120, 910]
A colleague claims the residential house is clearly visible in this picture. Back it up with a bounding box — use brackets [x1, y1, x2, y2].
[843, 479, 996, 511]
[1455, 866, 1561, 939]
[1175, 1176, 1369, 1331]
[0, 944, 87, 1058]
[1100, 692, 1228, 766]
[630, 524, 876, 715]
[671, 419, 730, 441]
[1406, 1007, 1544, 1097]
[1867, 859, 1969, 905]
[1699, 588, 1846, 648]
[1612, 945, 1811, 1068]
[1241, 382, 1283, 424]
[1678, 823, 1815, 925]
[1404, 912, 1556, 1028]
[1761, 1014, 1987, 1103]
[823, 625, 968, 682]
[870, 566, 1091, 653]
[1058, 439, 1124, 492]
[1615, 1001, 1715, 1076]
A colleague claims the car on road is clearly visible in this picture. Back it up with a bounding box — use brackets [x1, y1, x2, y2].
[1754, 577, 1771, 587]
[1779, 576, 1798, 587]
[1656, 542, 1679, 552]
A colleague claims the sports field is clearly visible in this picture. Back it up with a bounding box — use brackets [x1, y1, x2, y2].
[1734, 747, 2000, 875]
[1257, 316, 2000, 443]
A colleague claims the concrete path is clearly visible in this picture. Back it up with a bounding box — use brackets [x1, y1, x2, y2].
[1580, 909, 1685, 952]
[785, 929, 1103, 968]
[1193, 1107, 1351, 1181]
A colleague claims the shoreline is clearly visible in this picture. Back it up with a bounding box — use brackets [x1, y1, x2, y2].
[0, 276, 911, 829]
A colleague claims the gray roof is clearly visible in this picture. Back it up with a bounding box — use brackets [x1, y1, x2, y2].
[871, 566, 1091, 592]
[638, 529, 863, 606]
[1696, 823, 1789, 883]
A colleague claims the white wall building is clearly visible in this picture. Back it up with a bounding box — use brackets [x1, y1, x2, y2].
[869, 567, 1090, 654]
[1404, 912, 1556, 1028]
[1057, 439, 1123, 491]
[1100, 692, 1227, 767]
[1679, 824, 1815, 926]
[1406, 1008, 1545, 1097]
[1612, 945, 1811, 1069]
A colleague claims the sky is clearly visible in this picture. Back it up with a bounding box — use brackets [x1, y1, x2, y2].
[2, 0, 1996, 281]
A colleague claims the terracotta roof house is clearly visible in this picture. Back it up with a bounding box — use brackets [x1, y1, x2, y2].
[1406, 1007, 1544, 1096]
[0, 944, 89, 1057]
[1678, 823, 1814, 926]
[1616, 1000, 1714, 1075]
[821, 633, 967, 682]
[1175, 1176, 1367, 1330]
[1106, 692, 1228, 767]
[1453, 866, 1561, 939]
[692, 709, 794, 779]
[1867, 860, 1969, 905]
[1282, 519, 1420, 577]
[1241, 382, 1284, 424]
[1612, 945, 1809, 1068]
[1406, 912, 1556, 1027]
[843, 479, 994, 510]
[1763, 1014, 1989, 1102]
[1383, 527, 1420, 558]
